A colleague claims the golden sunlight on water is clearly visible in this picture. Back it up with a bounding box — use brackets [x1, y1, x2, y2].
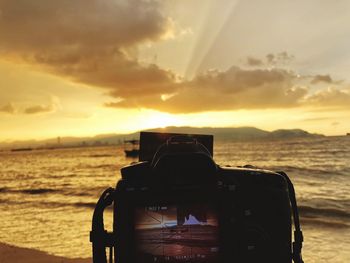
[0, 137, 349, 262]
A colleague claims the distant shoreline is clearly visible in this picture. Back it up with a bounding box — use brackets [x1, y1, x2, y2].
[2, 134, 350, 153]
[0, 242, 90, 263]
[0, 126, 326, 150]
[2, 125, 350, 151]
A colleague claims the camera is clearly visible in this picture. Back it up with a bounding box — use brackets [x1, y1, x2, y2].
[90, 132, 304, 263]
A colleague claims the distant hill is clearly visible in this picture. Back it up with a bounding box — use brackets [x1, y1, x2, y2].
[0, 126, 324, 150]
[269, 129, 314, 138]
[146, 126, 322, 141]
[147, 126, 269, 140]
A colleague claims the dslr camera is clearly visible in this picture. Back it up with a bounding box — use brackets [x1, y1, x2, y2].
[90, 132, 304, 263]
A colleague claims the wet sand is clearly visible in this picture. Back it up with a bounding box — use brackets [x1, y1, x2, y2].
[0, 242, 90, 263]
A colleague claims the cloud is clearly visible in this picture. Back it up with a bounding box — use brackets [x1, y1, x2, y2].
[0, 96, 60, 115]
[0, 1, 349, 115]
[266, 52, 294, 65]
[331, 121, 340, 126]
[23, 104, 54, 114]
[0, 0, 176, 98]
[306, 87, 350, 108]
[246, 57, 263, 66]
[107, 66, 309, 113]
[23, 96, 61, 114]
[310, 74, 333, 84]
[0, 103, 15, 114]
[245, 52, 294, 67]
[0, 0, 170, 49]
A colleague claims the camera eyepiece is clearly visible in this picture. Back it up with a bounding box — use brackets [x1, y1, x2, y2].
[150, 135, 217, 185]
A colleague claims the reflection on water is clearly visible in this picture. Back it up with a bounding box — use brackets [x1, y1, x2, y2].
[0, 136, 349, 262]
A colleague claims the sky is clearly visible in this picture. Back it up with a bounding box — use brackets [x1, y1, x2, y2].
[1, 0, 350, 141]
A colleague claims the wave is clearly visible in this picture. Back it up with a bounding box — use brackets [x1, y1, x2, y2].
[88, 154, 115, 158]
[0, 187, 59, 195]
[93, 164, 117, 169]
[274, 165, 350, 177]
[0, 186, 114, 199]
[0, 199, 100, 210]
[73, 202, 97, 209]
[20, 188, 58, 195]
[301, 217, 349, 228]
[299, 205, 350, 219]
[75, 163, 117, 169]
[278, 165, 334, 175]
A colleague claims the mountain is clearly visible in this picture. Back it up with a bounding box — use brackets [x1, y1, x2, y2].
[146, 126, 322, 141]
[0, 126, 323, 150]
[269, 129, 314, 138]
[147, 126, 270, 140]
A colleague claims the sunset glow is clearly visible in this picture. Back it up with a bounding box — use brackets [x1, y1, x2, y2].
[1, 0, 350, 141]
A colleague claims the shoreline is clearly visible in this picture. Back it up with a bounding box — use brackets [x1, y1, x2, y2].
[0, 242, 90, 263]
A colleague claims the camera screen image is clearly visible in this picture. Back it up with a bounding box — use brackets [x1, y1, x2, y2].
[134, 203, 219, 263]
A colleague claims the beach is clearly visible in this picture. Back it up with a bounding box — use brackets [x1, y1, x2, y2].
[0, 242, 90, 263]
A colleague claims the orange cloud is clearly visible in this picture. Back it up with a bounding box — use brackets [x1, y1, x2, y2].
[306, 87, 350, 108]
[0, 103, 15, 114]
[310, 75, 333, 84]
[23, 104, 54, 114]
[107, 66, 309, 113]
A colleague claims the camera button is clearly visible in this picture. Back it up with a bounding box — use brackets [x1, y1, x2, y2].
[247, 245, 256, 251]
[244, 209, 252, 216]
[228, 185, 236, 191]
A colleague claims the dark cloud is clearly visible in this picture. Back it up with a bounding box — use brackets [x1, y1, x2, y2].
[0, 103, 15, 114]
[311, 74, 333, 84]
[0, 0, 169, 48]
[0, 0, 176, 98]
[23, 104, 54, 114]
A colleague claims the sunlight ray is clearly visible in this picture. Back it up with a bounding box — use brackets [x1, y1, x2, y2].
[184, 0, 241, 79]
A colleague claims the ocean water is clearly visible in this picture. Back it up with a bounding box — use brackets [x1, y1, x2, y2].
[0, 136, 349, 262]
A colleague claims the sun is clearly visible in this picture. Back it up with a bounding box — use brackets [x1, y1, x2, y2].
[142, 111, 182, 129]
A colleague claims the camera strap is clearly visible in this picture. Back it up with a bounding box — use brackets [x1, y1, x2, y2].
[278, 172, 304, 263]
[90, 187, 116, 263]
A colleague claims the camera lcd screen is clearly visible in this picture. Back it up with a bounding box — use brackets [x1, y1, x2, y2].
[135, 203, 219, 263]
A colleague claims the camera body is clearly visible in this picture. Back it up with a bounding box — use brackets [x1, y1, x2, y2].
[112, 132, 293, 263]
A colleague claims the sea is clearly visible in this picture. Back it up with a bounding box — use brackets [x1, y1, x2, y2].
[0, 136, 349, 262]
